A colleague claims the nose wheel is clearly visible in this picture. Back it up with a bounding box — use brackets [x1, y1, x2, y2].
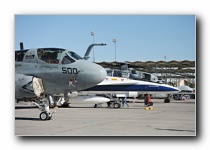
[33, 95, 56, 121]
[114, 102, 121, 108]
[40, 112, 52, 120]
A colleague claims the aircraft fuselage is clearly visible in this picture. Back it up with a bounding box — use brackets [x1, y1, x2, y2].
[15, 47, 106, 98]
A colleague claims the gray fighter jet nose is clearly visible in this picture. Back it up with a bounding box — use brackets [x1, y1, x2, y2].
[96, 64, 107, 83]
[80, 61, 107, 88]
[89, 63, 107, 84]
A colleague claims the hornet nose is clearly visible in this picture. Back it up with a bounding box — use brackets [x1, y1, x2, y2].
[160, 84, 181, 93]
[172, 86, 181, 93]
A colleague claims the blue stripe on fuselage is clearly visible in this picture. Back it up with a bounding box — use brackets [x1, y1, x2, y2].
[85, 84, 177, 92]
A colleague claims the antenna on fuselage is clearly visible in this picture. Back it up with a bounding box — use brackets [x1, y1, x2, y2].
[20, 42, 24, 50]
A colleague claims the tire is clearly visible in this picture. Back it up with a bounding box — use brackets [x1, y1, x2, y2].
[164, 98, 170, 103]
[114, 103, 120, 109]
[148, 102, 153, 106]
[107, 102, 112, 108]
[61, 102, 70, 107]
[40, 112, 49, 121]
[110, 102, 115, 108]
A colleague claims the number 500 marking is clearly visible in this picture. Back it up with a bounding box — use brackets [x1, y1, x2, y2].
[62, 67, 78, 74]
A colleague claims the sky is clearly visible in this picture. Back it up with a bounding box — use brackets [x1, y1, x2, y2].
[15, 15, 195, 62]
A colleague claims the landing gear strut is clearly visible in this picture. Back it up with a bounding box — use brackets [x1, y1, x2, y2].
[49, 95, 56, 108]
[33, 95, 56, 121]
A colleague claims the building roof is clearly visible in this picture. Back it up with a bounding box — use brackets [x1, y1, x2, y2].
[96, 60, 195, 79]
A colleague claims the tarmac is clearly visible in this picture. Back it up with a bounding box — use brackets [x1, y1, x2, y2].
[15, 99, 196, 136]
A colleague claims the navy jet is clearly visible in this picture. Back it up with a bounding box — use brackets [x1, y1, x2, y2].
[15, 43, 107, 120]
[51, 75, 180, 109]
[81, 76, 181, 108]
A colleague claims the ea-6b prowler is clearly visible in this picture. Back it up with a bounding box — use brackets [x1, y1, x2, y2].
[15, 43, 107, 120]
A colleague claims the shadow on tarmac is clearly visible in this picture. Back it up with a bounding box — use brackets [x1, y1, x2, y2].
[15, 117, 41, 121]
[15, 106, 37, 109]
[156, 128, 195, 133]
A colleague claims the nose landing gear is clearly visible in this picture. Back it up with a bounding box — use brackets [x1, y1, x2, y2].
[39, 111, 52, 121]
[33, 95, 56, 121]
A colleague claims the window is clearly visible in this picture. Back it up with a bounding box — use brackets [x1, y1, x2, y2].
[62, 54, 75, 64]
[15, 50, 28, 61]
[37, 48, 64, 64]
[131, 70, 137, 74]
[67, 51, 83, 60]
[113, 70, 122, 77]
[106, 70, 113, 76]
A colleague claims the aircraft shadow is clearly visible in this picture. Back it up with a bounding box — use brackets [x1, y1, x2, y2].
[15, 117, 41, 121]
[58, 106, 145, 109]
[15, 106, 37, 109]
[171, 101, 195, 104]
[155, 128, 195, 133]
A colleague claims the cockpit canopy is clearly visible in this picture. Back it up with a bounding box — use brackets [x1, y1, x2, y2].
[15, 50, 28, 62]
[37, 48, 64, 64]
[106, 69, 130, 78]
[61, 51, 83, 64]
[15, 48, 83, 64]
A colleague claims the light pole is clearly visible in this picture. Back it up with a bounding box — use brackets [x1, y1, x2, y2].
[164, 56, 167, 83]
[91, 31, 95, 62]
[164, 56, 166, 62]
[113, 38, 117, 61]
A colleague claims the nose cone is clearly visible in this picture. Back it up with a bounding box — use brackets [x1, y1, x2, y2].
[82, 61, 107, 88]
[160, 84, 181, 93]
[172, 86, 181, 93]
[92, 63, 107, 83]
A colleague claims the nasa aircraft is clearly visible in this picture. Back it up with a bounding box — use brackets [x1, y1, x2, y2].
[15, 43, 107, 120]
[81, 76, 181, 108]
[52, 75, 180, 109]
[105, 68, 175, 103]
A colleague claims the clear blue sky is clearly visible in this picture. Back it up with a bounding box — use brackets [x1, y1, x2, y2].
[15, 15, 195, 62]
